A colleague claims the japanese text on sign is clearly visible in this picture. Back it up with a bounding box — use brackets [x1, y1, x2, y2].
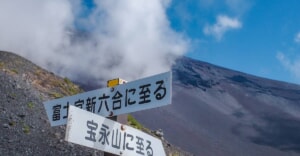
[85, 120, 153, 155]
[44, 71, 172, 126]
[65, 106, 166, 156]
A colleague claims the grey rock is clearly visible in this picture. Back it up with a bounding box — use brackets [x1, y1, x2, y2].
[3, 123, 9, 128]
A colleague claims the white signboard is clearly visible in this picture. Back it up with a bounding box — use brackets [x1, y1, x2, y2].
[65, 106, 166, 156]
[44, 71, 172, 126]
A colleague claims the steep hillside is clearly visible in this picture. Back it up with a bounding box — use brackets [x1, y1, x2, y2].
[132, 56, 300, 156]
[0, 51, 190, 156]
[4, 50, 300, 156]
[0, 51, 100, 155]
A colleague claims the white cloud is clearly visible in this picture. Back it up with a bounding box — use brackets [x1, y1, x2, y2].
[277, 52, 300, 78]
[295, 32, 300, 43]
[203, 15, 242, 40]
[0, 0, 188, 85]
[225, 0, 252, 15]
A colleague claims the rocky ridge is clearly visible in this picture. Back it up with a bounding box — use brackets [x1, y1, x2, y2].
[133, 56, 300, 156]
[0, 51, 190, 156]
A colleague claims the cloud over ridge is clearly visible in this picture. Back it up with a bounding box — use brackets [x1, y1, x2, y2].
[0, 0, 188, 85]
[277, 52, 300, 80]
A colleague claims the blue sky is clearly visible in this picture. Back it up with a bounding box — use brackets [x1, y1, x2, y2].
[167, 0, 300, 84]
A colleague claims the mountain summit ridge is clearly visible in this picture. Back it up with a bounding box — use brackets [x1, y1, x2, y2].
[1, 51, 300, 155]
[132, 56, 300, 156]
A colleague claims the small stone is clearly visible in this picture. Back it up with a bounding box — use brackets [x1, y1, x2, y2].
[3, 123, 9, 128]
[16, 84, 21, 89]
[18, 114, 26, 118]
[55, 132, 61, 139]
[68, 142, 74, 148]
[9, 121, 15, 126]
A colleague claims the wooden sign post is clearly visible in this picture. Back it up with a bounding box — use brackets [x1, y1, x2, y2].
[105, 78, 127, 156]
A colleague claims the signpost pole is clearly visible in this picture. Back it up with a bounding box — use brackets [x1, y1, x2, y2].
[105, 78, 127, 156]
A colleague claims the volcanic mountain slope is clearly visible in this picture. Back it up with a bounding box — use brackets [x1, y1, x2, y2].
[0, 51, 190, 156]
[0, 51, 99, 155]
[132, 57, 300, 156]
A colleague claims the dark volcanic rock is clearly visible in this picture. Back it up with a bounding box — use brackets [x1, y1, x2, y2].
[132, 56, 300, 156]
[0, 51, 101, 155]
[76, 56, 300, 155]
[5, 50, 300, 156]
[0, 51, 190, 156]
